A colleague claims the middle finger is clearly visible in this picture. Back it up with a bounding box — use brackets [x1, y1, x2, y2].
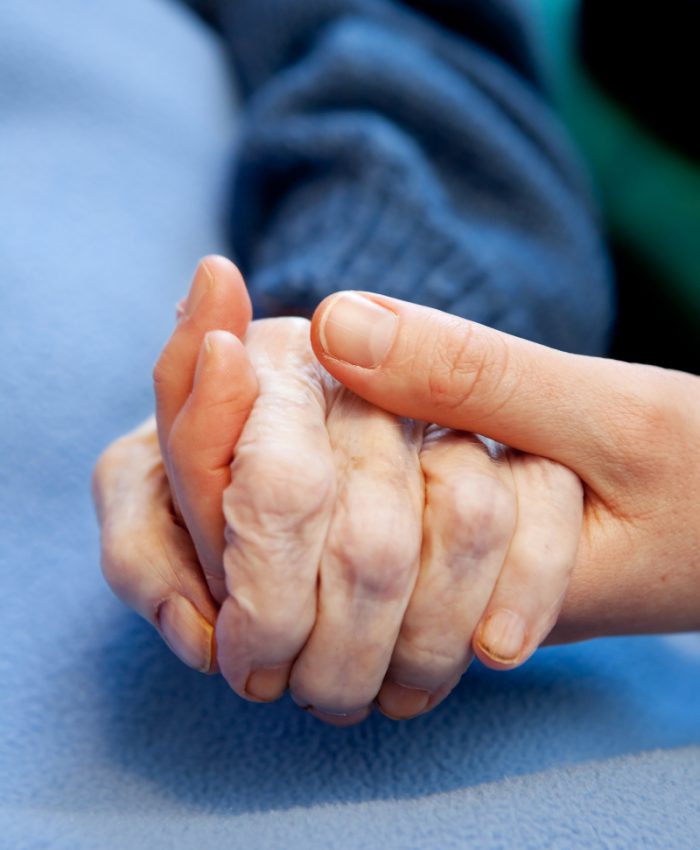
[289, 391, 424, 724]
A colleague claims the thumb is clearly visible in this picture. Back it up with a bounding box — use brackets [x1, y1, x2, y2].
[310, 292, 639, 486]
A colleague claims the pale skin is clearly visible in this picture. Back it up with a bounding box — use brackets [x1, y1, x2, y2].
[93, 257, 585, 725]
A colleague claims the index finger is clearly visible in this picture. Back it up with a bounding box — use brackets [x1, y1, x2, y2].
[215, 319, 337, 703]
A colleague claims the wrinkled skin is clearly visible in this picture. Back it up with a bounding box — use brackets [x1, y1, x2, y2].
[93, 258, 583, 725]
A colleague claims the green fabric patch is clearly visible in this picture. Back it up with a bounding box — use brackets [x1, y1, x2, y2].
[531, 0, 700, 324]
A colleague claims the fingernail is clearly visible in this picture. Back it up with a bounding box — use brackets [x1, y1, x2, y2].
[245, 665, 289, 703]
[477, 609, 526, 663]
[175, 298, 187, 322]
[184, 261, 214, 317]
[202, 329, 231, 359]
[318, 292, 398, 368]
[193, 330, 230, 387]
[377, 681, 430, 720]
[305, 706, 372, 727]
[157, 596, 214, 673]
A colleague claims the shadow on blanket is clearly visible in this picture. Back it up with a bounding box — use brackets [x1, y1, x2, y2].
[93, 609, 700, 814]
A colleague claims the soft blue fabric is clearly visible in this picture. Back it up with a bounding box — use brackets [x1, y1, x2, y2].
[1, 2, 699, 849]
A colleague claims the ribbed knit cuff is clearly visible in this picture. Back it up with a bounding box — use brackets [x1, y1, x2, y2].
[237, 158, 610, 353]
[247, 177, 498, 324]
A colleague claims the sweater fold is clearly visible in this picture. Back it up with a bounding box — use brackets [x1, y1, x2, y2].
[190, 0, 614, 352]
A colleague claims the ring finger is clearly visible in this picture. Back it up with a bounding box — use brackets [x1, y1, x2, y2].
[376, 430, 517, 720]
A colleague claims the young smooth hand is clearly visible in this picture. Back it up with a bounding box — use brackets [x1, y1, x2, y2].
[310, 291, 700, 641]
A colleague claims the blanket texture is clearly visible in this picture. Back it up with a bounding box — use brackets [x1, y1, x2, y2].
[1, 2, 698, 849]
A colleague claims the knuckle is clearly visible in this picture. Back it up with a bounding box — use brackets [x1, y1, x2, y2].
[329, 498, 420, 599]
[425, 318, 480, 411]
[436, 473, 515, 560]
[225, 449, 335, 532]
[424, 321, 510, 416]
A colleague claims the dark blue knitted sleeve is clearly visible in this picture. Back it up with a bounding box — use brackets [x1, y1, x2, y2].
[208, 0, 614, 352]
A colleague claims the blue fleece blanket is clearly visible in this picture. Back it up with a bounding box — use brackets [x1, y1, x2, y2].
[1, 2, 698, 848]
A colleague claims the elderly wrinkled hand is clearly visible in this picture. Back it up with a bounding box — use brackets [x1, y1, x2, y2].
[93, 259, 583, 725]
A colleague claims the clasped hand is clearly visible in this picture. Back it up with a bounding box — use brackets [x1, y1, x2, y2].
[93, 258, 582, 725]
